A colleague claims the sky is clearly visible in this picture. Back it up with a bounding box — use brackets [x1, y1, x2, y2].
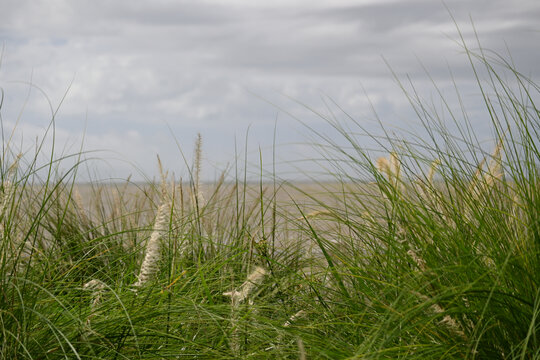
[1, 0, 539, 182]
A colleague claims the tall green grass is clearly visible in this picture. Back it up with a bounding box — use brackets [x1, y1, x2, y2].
[0, 39, 539, 359]
[287, 40, 540, 358]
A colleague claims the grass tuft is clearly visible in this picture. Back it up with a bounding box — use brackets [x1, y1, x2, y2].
[0, 35, 539, 359]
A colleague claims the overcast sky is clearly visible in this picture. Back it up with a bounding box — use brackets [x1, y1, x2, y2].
[1, 0, 539, 181]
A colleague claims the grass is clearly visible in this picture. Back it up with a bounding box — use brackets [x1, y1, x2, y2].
[0, 39, 539, 359]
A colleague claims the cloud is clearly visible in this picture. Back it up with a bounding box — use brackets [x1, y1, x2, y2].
[1, 0, 539, 180]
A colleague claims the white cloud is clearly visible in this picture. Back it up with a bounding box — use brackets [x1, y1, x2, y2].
[1, 0, 538, 180]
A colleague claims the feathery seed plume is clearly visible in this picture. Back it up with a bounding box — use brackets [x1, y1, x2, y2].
[223, 266, 267, 305]
[427, 159, 440, 185]
[84, 279, 107, 307]
[192, 133, 205, 206]
[389, 152, 401, 184]
[283, 310, 307, 327]
[83, 279, 107, 327]
[224, 266, 267, 355]
[413, 291, 466, 339]
[296, 210, 332, 221]
[133, 159, 170, 287]
[407, 249, 427, 271]
[470, 140, 504, 198]
[485, 139, 504, 187]
[376, 156, 391, 179]
[376, 152, 403, 190]
[133, 200, 169, 287]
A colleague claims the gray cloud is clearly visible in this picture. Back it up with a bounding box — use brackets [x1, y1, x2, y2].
[0, 0, 538, 181]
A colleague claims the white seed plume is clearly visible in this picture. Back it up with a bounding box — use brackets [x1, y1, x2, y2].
[484, 140, 504, 187]
[83, 279, 107, 328]
[413, 291, 466, 339]
[376, 156, 391, 179]
[132, 157, 171, 288]
[84, 279, 107, 307]
[470, 140, 504, 197]
[283, 310, 307, 327]
[192, 133, 205, 207]
[471, 158, 486, 190]
[224, 266, 267, 355]
[376, 152, 403, 191]
[133, 199, 170, 287]
[407, 249, 427, 272]
[223, 266, 267, 305]
[431, 303, 466, 339]
[427, 159, 440, 185]
[389, 152, 401, 185]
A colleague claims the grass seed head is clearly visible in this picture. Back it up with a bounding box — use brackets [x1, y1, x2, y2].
[223, 266, 267, 305]
[133, 169, 171, 288]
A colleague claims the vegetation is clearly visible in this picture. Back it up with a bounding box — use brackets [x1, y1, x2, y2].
[0, 40, 539, 359]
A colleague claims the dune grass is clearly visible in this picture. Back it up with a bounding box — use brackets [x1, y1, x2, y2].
[1, 40, 539, 359]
